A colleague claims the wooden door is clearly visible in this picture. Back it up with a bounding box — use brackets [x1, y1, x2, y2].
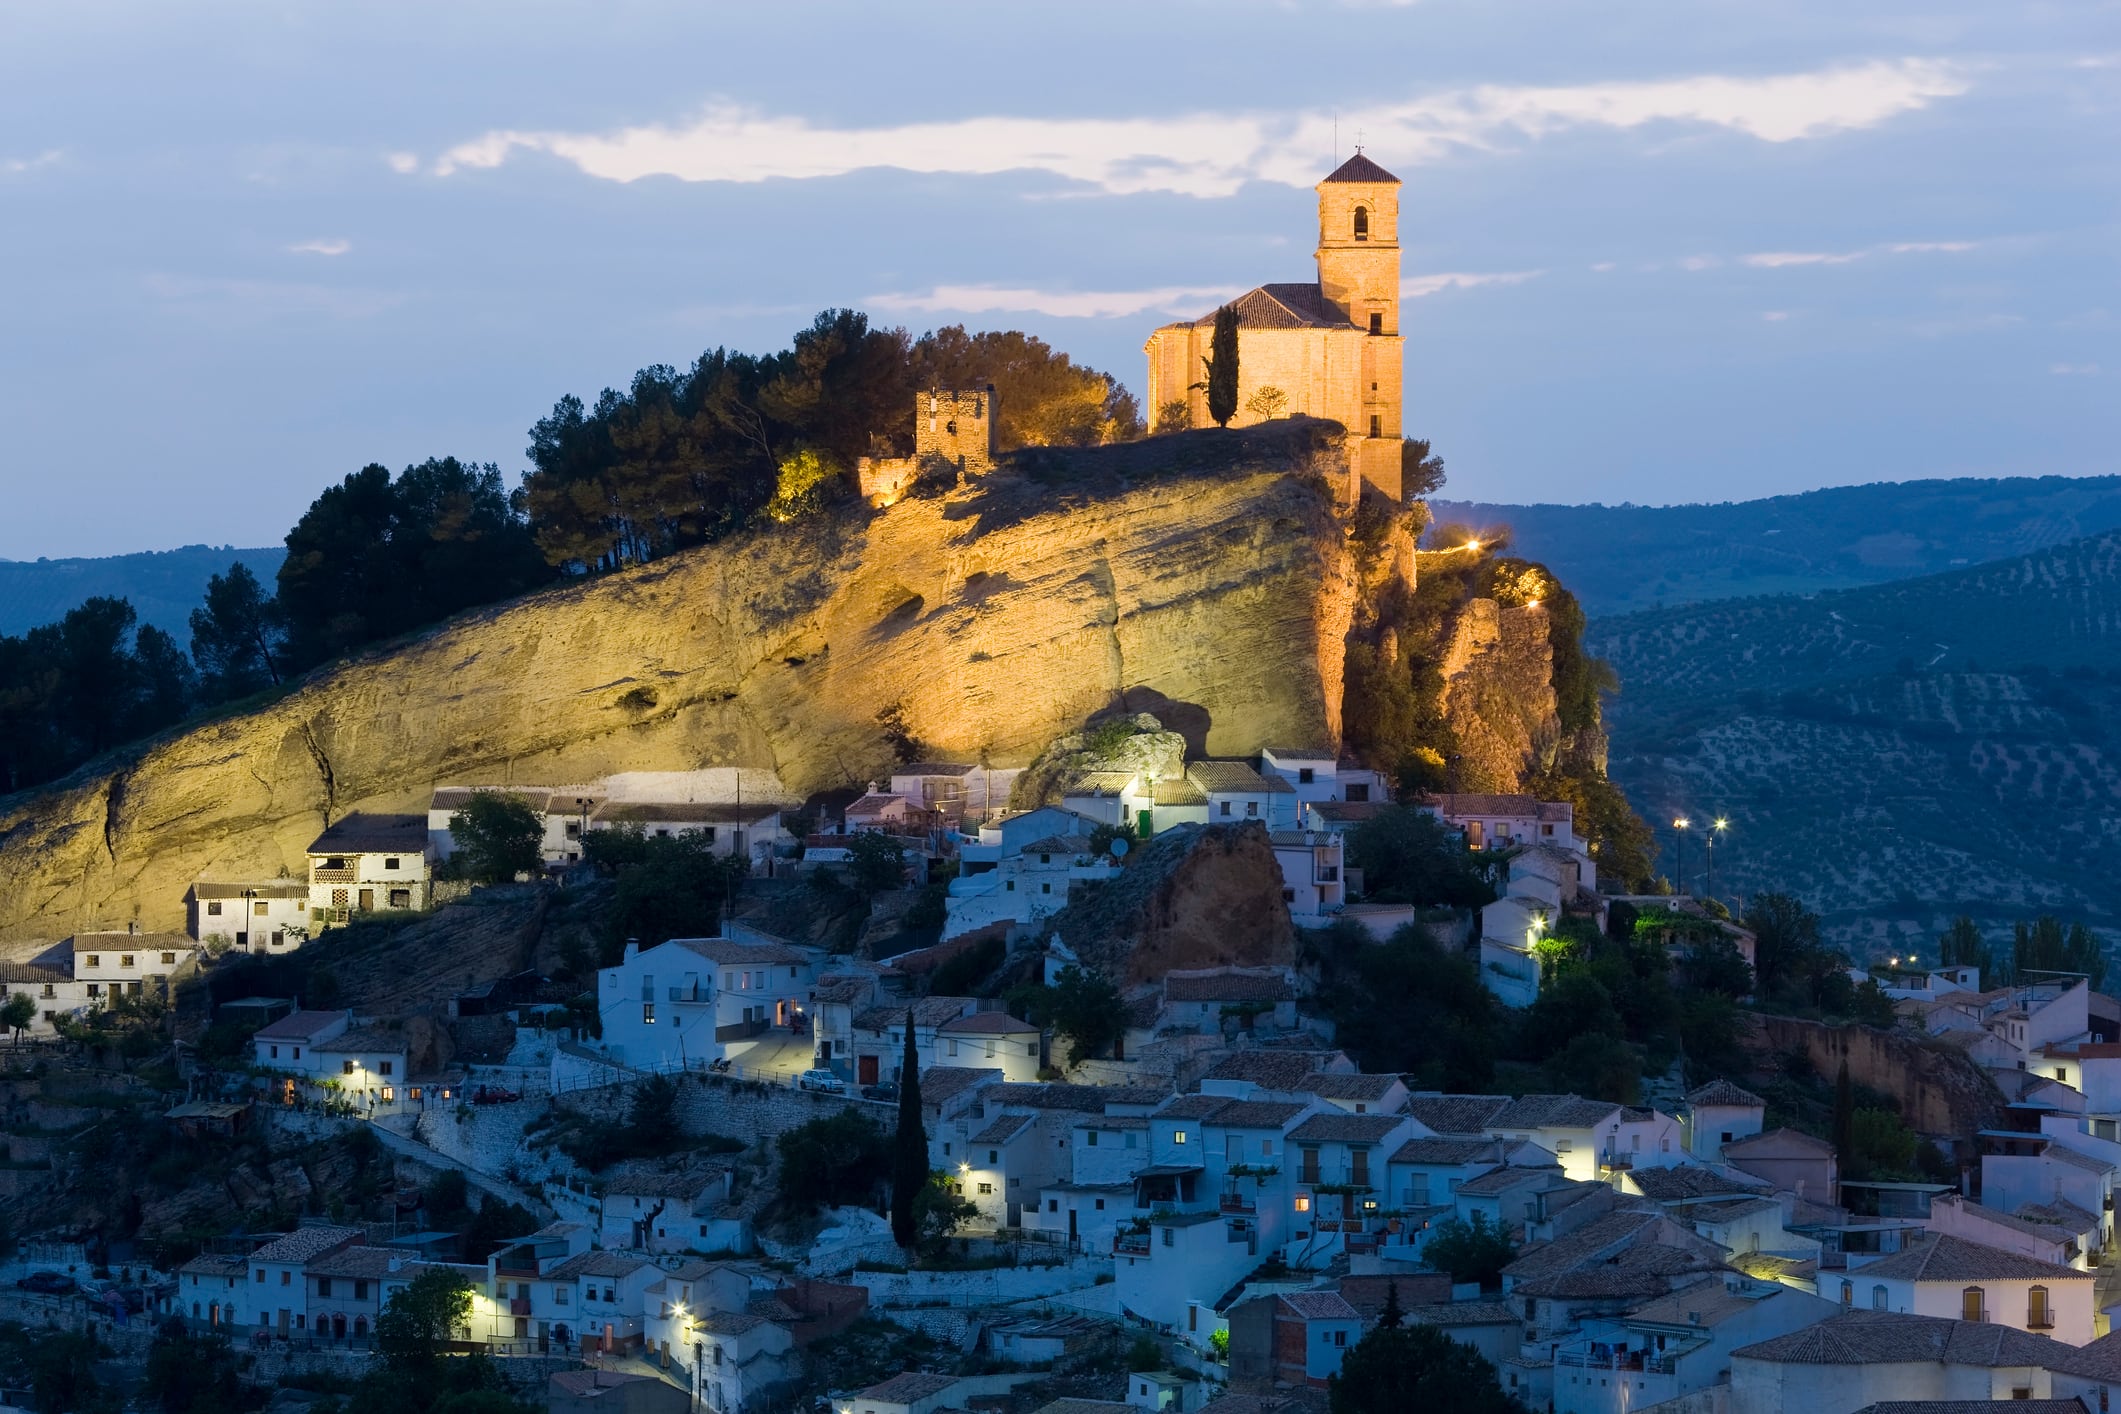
[357, 888, 374, 911]
[858, 1054, 879, 1085]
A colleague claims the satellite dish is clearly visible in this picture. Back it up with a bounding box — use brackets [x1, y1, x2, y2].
[1109, 837, 1130, 858]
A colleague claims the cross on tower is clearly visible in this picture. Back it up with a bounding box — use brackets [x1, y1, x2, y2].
[1353, 128, 1365, 153]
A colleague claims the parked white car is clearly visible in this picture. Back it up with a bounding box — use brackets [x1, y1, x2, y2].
[796, 1068, 846, 1093]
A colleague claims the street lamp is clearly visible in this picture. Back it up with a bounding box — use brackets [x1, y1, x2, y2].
[1671, 818, 1690, 895]
[1705, 818, 1729, 903]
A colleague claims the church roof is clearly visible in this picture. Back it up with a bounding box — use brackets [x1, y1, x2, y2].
[1322, 152, 1399, 184]
[1190, 283, 1341, 330]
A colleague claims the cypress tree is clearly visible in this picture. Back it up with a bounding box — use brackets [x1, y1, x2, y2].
[890, 1011, 926, 1249]
[1379, 1279, 1404, 1329]
[1203, 305, 1240, 428]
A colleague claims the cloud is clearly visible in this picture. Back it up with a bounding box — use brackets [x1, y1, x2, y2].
[287, 238, 352, 257]
[2, 149, 62, 174]
[1680, 255, 1720, 271]
[1743, 239, 1980, 269]
[1590, 261, 1617, 272]
[426, 58, 1968, 197]
[868, 284, 1243, 320]
[1744, 250, 1866, 267]
[1761, 311, 1792, 321]
[2050, 362, 2101, 375]
[386, 152, 419, 175]
[1402, 270, 1544, 297]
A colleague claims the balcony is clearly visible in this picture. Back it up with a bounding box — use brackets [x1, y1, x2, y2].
[2029, 1310, 2055, 1331]
[311, 867, 357, 883]
[1220, 1193, 1257, 1215]
[666, 986, 712, 1004]
[1315, 866, 1340, 884]
[1114, 1230, 1152, 1256]
[509, 1297, 532, 1317]
[1600, 1149, 1635, 1171]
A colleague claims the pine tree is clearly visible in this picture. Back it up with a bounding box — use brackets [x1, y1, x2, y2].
[1379, 1280, 1403, 1330]
[890, 1012, 926, 1249]
[1202, 305, 1241, 428]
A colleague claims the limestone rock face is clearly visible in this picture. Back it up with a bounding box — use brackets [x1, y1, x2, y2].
[0, 423, 1358, 940]
[1439, 598, 1562, 793]
[1012, 712, 1190, 810]
[1044, 821, 1297, 984]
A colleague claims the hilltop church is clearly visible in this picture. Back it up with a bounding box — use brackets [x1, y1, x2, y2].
[1144, 152, 1406, 502]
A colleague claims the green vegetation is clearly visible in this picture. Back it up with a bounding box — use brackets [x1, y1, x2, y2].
[146, 1318, 263, 1414]
[445, 791, 546, 883]
[1201, 305, 1239, 428]
[0, 1323, 111, 1414]
[1306, 921, 1500, 1090]
[188, 560, 286, 697]
[1008, 964, 1126, 1067]
[535, 1075, 742, 1172]
[892, 1019, 925, 1249]
[776, 1110, 888, 1212]
[312, 1268, 534, 1414]
[924, 932, 1003, 994]
[1345, 806, 1502, 909]
[584, 826, 748, 959]
[845, 831, 909, 898]
[0, 595, 194, 791]
[1330, 1318, 1522, 1414]
[1421, 1213, 1517, 1287]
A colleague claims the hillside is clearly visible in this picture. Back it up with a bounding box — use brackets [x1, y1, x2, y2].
[0, 543, 284, 638]
[1434, 475, 2121, 616]
[0, 422, 1370, 940]
[1589, 529, 2121, 953]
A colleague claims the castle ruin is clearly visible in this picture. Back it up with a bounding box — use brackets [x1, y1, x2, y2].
[858, 385, 997, 505]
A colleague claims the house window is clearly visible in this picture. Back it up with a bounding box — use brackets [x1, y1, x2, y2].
[1220, 802, 1231, 817]
[978, 1182, 994, 1195]
[388, 889, 411, 908]
[1245, 802, 1257, 817]
[554, 1287, 568, 1305]
[207, 902, 223, 916]
[317, 1277, 332, 1298]
[379, 1061, 393, 1076]
[1871, 1285, 1887, 1310]
[1839, 1282, 1852, 1307]
[281, 1271, 291, 1286]
[256, 1270, 265, 1283]
[1295, 1195, 1311, 1213]
[354, 1280, 368, 1300]
[85, 955, 99, 968]
[342, 1060, 356, 1076]
[381, 1086, 394, 1102]
[1369, 313, 1383, 335]
[1346, 784, 1369, 802]
[161, 952, 176, 965]
[1161, 1227, 1174, 1248]
[1095, 1198, 1106, 1210]
[1174, 1130, 1187, 1145]
[384, 857, 400, 870]
[254, 901, 270, 916]
[1298, 768, 1314, 784]
[2030, 1285, 2053, 1329]
[1049, 1199, 1059, 1212]
[270, 1046, 279, 1059]
[1368, 415, 1382, 437]
[324, 857, 345, 870]
[988, 1150, 999, 1163]
[643, 1003, 655, 1024]
[1331, 1330, 1348, 1347]
[1087, 1131, 1099, 1147]
[1353, 206, 1368, 241]
[86, 983, 100, 998]
[1962, 1286, 1985, 1322]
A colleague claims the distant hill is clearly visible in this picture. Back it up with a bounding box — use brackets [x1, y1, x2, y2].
[0, 544, 285, 639]
[1433, 475, 2121, 617]
[1588, 528, 2121, 956]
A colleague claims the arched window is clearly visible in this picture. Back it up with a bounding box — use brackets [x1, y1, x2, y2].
[1840, 1281, 1852, 1307]
[1353, 206, 1369, 242]
[1871, 1285, 1887, 1310]
[1962, 1285, 1985, 1322]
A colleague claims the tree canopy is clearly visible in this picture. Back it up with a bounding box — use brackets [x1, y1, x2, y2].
[446, 791, 546, 883]
[1329, 1320, 1522, 1414]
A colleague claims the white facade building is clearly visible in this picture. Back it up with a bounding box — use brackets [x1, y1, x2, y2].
[189, 881, 311, 951]
[305, 813, 431, 927]
[596, 936, 814, 1071]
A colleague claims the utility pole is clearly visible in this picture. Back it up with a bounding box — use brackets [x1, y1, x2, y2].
[1671, 817, 1690, 895]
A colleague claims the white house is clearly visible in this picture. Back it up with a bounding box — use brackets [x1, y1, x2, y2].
[597, 1170, 746, 1255]
[68, 930, 200, 1003]
[188, 881, 311, 952]
[596, 936, 814, 1071]
[431, 769, 797, 872]
[544, 1249, 663, 1353]
[1258, 748, 1384, 808]
[843, 1372, 963, 1414]
[1187, 760, 1298, 830]
[1730, 1310, 2075, 1414]
[1982, 1131, 2117, 1242]
[1552, 1276, 1839, 1414]
[849, 996, 982, 1088]
[1685, 1079, 1768, 1162]
[0, 958, 87, 1036]
[305, 813, 431, 927]
[890, 762, 1022, 819]
[233, 1225, 365, 1335]
[251, 1009, 412, 1108]
[932, 1011, 1043, 1081]
[957, 806, 1105, 872]
[1420, 792, 1585, 857]
[942, 834, 1121, 942]
[1269, 830, 1346, 924]
[1926, 1193, 2082, 1270]
[1481, 1094, 1683, 1182]
[1480, 846, 1594, 1009]
[1158, 970, 1299, 1036]
[1824, 1233, 2094, 1343]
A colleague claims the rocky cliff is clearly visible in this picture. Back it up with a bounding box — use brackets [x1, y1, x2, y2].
[1042, 822, 1297, 984]
[0, 421, 1361, 940]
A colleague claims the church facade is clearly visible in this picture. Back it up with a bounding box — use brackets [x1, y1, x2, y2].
[1143, 153, 1405, 502]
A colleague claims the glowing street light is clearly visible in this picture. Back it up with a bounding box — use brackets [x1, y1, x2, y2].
[1672, 817, 1691, 895]
[1705, 817, 1730, 903]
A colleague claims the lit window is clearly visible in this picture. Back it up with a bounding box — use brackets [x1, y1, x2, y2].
[1173, 1130, 1187, 1145]
[1295, 1196, 1311, 1213]
[643, 1003, 655, 1024]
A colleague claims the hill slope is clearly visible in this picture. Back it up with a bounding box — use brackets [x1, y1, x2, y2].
[1589, 529, 2121, 952]
[0, 422, 1365, 940]
[0, 544, 285, 638]
[1434, 475, 2121, 616]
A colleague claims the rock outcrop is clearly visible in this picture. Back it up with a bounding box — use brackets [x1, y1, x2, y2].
[0, 421, 1360, 940]
[1043, 821, 1297, 984]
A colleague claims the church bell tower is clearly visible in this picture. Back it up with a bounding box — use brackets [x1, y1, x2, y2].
[1316, 151, 1404, 501]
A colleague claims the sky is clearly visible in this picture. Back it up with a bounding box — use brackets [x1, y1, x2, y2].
[0, 1, 2115, 560]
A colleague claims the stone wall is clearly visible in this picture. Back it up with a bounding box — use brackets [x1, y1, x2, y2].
[553, 1069, 887, 1148]
[1749, 1014, 2005, 1138]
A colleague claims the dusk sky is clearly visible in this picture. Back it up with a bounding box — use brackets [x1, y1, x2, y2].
[1, 1, 2115, 560]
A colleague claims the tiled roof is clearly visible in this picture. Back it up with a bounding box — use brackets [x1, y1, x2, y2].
[308, 1246, 412, 1279]
[1152, 779, 1209, 805]
[253, 1009, 348, 1042]
[250, 1225, 364, 1264]
[1628, 1165, 1764, 1203]
[1299, 1072, 1400, 1101]
[2052, 1329, 2121, 1382]
[546, 1250, 656, 1280]
[1733, 1309, 2072, 1367]
[938, 1011, 1039, 1036]
[1418, 792, 1572, 822]
[845, 793, 907, 815]
[1205, 1100, 1308, 1130]
[602, 1172, 719, 1199]
[1455, 1164, 1562, 1197]
[669, 936, 806, 966]
[2044, 1144, 2115, 1174]
[1065, 771, 1138, 796]
[2017, 1197, 2100, 1230]
[1322, 152, 1399, 184]
[190, 881, 310, 900]
[0, 961, 70, 984]
[1308, 801, 1385, 823]
[1165, 972, 1292, 1003]
[179, 1254, 250, 1278]
[1187, 761, 1291, 794]
[812, 975, 875, 1005]
[855, 1372, 959, 1402]
[986, 1083, 1167, 1113]
[1852, 1405, 2088, 1414]
[1406, 1301, 1518, 1326]
[1203, 1051, 1349, 1092]
[915, 1067, 1002, 1107]
[1851, 1233, 2089, 1284]
[1391, 1136, 1502, 1166]
[1684, 1197, 1782, 1224]
[1032, 1402, 1134, 1414]
[1501, 1210, 1663, 1281]
[1187, 284, 1342, 331]
[594, 801, 780, 824]
[1262, 747, 1337, 762]
[1686, 1080, 1766, 1108]
[697, 1310, 773, 1336]
[305, 812, 427, 855]
[1624, 1282, 1783, 1329]
[855, 995, 977, 1031]
[1287, 1113, 1405, 1145]
[972, 1113, 1037, 1145]
[1404, 1093, 1511, 1135]
[319, 1027, 407, 1055]
[894, 762, 977, 777]
[1723, 1126, 1834, 1157]
[1487, 1093, 1621, 1131]
[1278, 1290, 1360, 1320]
[1156, 1094, 1234, 1121]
